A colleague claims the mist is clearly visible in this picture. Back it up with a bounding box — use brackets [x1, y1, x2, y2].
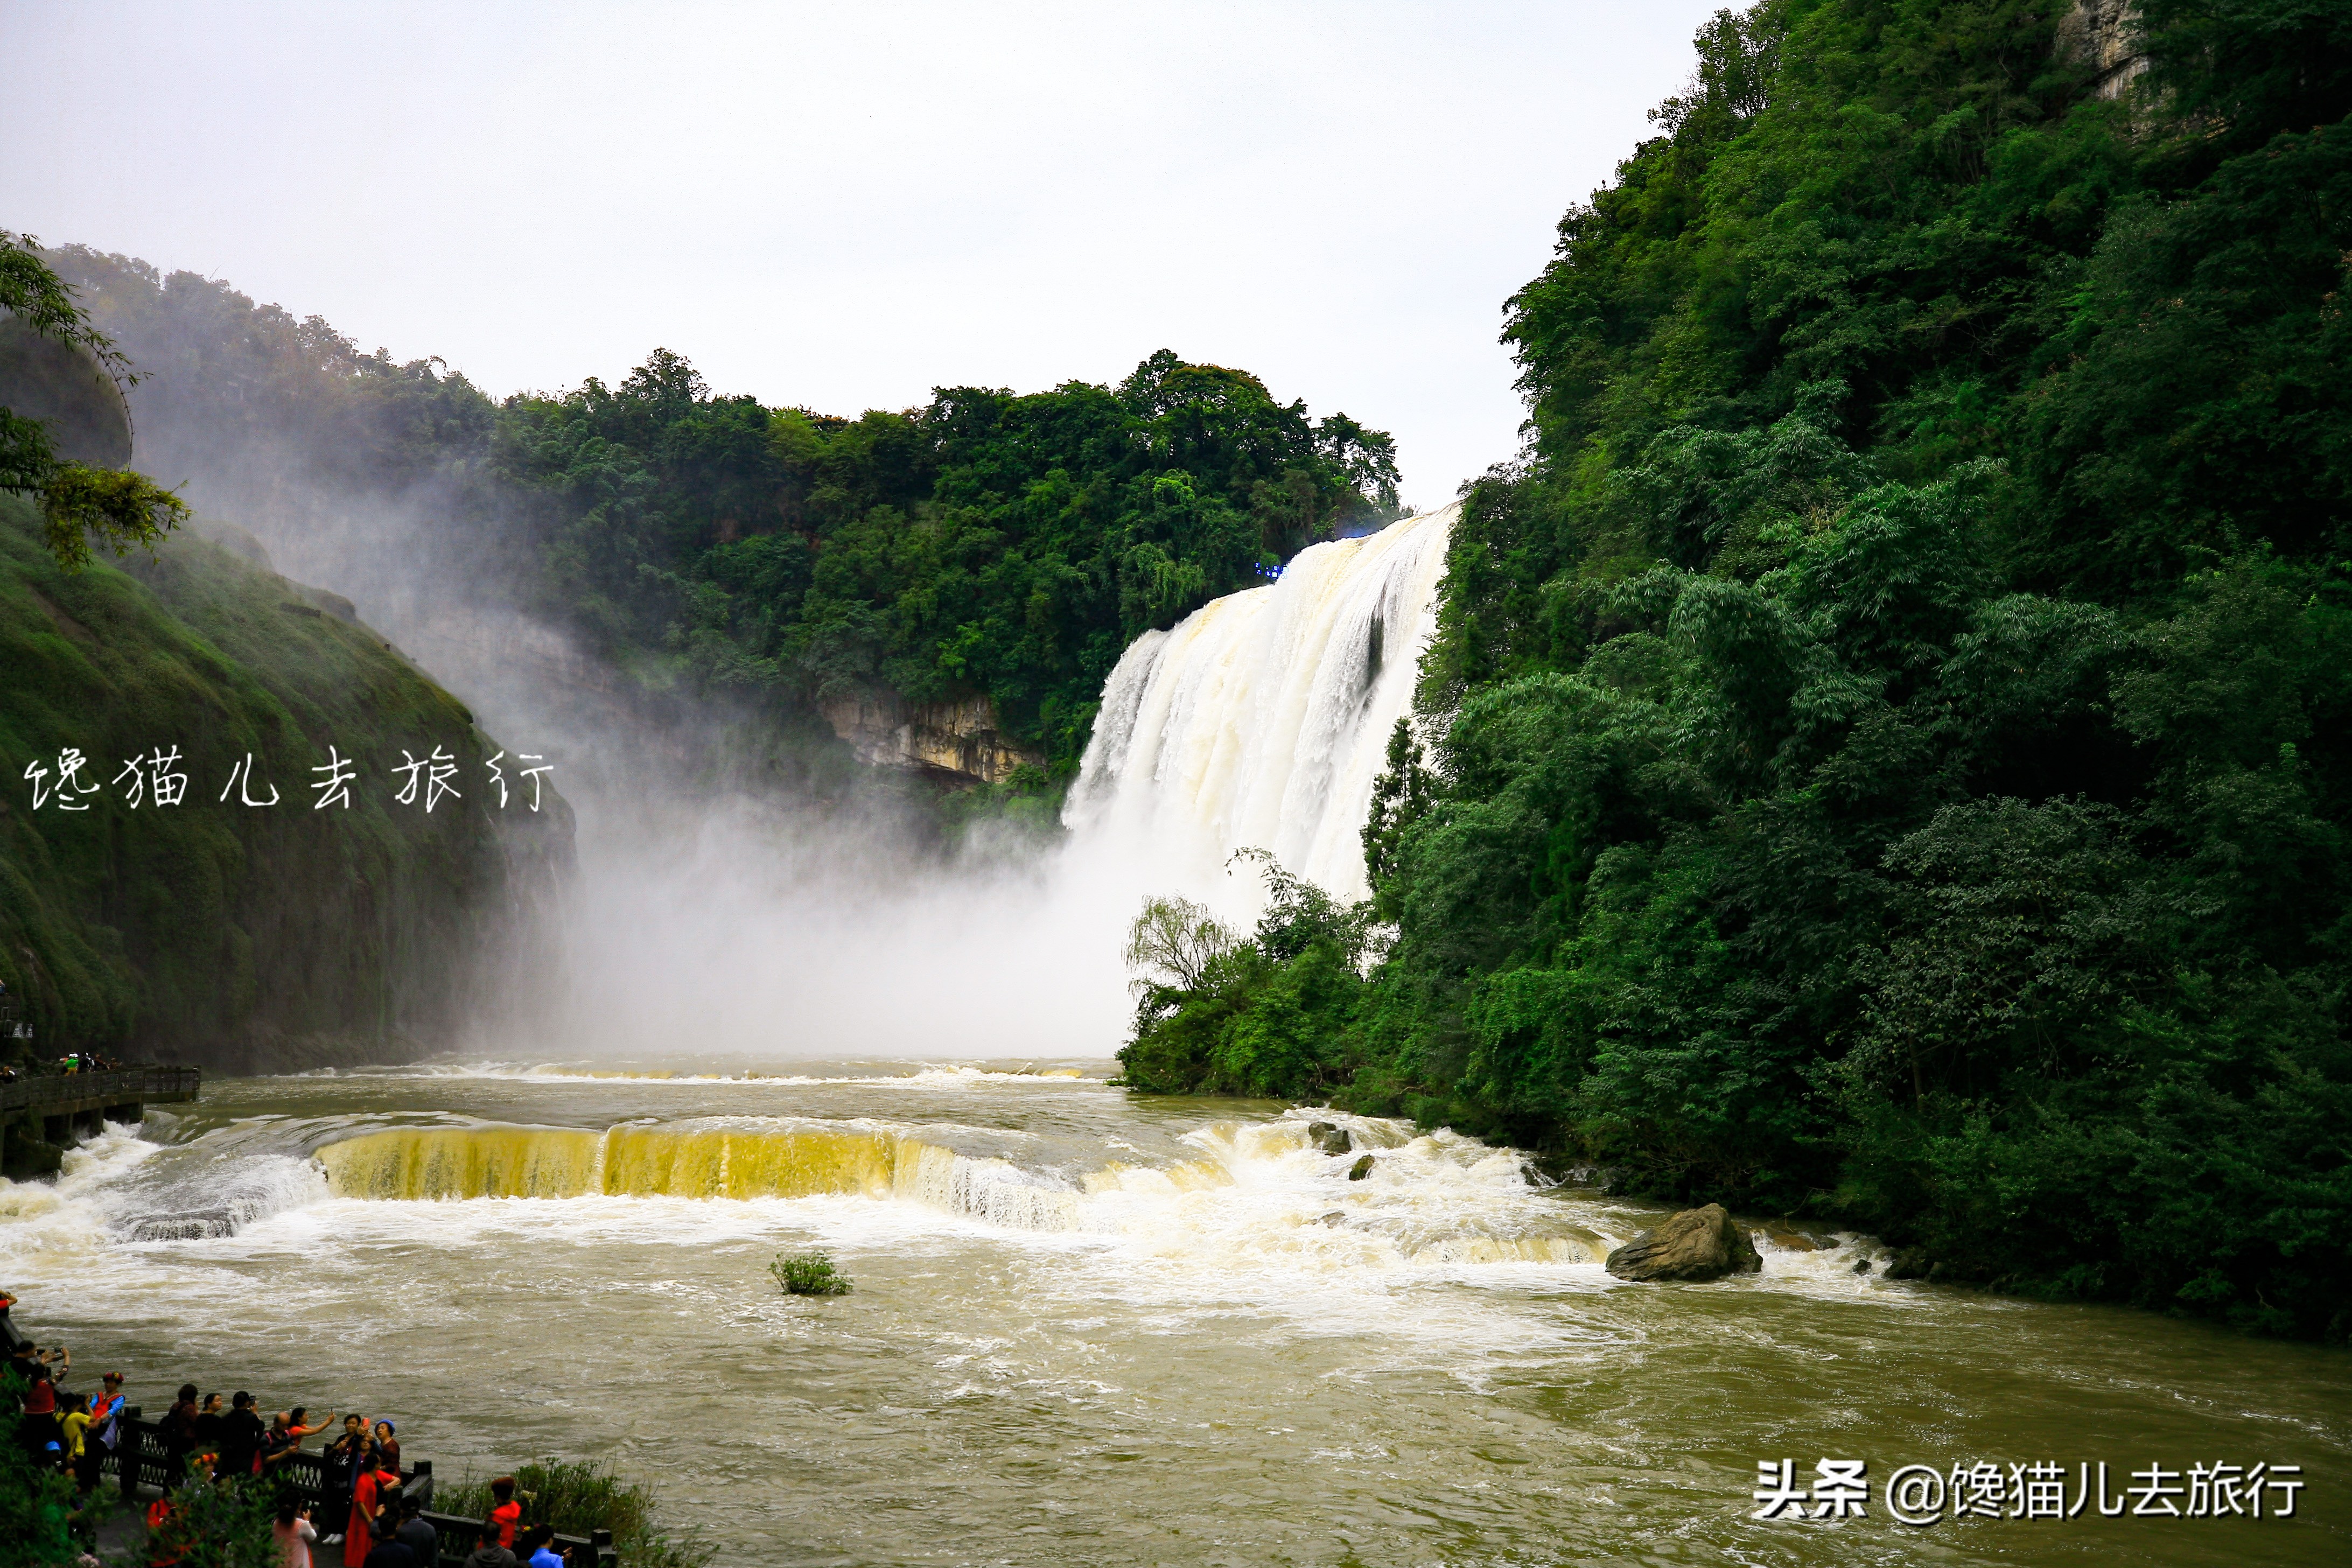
[184, 464, 1152, 1066]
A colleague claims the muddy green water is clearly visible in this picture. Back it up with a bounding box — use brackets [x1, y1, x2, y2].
[1, 1058, 2342, 1566]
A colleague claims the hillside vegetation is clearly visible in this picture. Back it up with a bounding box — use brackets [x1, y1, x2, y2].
[0, 494, 569, 1070]
[50, 252, 1402, 798]
[1123, 0, 2352, 1339]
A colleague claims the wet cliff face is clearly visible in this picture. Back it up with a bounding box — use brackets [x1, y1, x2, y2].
[0, 496, 572, 1073]
[821, 692, 1046, 787]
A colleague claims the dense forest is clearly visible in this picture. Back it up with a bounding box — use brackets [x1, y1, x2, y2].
[1122, 0, 2352, 1339]
[50, 250, 1402, 809]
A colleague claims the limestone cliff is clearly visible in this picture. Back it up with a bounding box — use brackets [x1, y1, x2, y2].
[820, 692, 1045, 786]
[2058, 1, 2146, 101]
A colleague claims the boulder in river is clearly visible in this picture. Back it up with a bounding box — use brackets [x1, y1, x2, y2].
[1306, 1122, 1336, 1139]
[1550, 1161, 1632, 1194]
[1317, 1127, 1354, 1156]
[1602, 1204, 1762, 1282]
[1348, 1154, 1375, 1181]
[1761, 1226, 1822, 1252]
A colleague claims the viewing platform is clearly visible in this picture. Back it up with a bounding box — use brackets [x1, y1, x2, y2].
[0, 1063, 201, 1177]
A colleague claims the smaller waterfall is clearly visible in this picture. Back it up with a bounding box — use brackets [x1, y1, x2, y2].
[1063, 504, 1455, 906]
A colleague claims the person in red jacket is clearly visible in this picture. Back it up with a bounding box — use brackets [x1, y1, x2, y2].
[487, 1476, 522, 1549]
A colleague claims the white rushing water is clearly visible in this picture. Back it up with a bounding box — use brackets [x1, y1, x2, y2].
[1063, 505, 1455, 908]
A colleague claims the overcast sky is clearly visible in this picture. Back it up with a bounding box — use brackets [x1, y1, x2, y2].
[4, 2, 1720, 507]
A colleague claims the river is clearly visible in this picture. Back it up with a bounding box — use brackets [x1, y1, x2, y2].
[2, 1056, 2344, 1566]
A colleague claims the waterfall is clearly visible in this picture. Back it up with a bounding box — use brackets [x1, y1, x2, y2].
[1062, 503, 1455, 907]
[302, 1109, 1613, 1262]
[313, 1121, 1090, 1231]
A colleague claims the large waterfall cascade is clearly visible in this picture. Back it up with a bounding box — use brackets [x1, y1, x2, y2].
[1063, 503, 1457, 907]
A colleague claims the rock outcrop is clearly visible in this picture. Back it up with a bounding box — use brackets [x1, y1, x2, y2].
[2057, 1, 2146, 102]
[1347, 1154, 1375, 1181]
[1603, 1204, 1763, 1283]
[1307, 1121, 1353, 1156]
[821, 692, 1045, 786]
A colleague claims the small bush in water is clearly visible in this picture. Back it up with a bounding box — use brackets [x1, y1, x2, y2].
[771, 1250, 852, 1296]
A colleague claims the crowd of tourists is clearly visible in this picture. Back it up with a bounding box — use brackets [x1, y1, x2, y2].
[0, 1051, 124, 1083]
[6, 1318, 577, 1568]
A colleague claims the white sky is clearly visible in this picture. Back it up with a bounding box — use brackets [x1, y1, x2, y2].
[3, 1, 1720, 507]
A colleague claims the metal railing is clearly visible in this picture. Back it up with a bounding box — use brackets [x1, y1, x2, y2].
[0, 1065, 201, 1114]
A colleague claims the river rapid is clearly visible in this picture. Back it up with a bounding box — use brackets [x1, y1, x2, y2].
[2, 1058, 2343, 1567]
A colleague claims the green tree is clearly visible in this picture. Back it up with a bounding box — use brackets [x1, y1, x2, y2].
[1335, 0, 2352, 1338]
[0, 234, 188, 570]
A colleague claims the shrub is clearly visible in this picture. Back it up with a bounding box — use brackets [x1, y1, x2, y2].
[769, 1250, 852, 1296]
[441, 1459, 706, 1568]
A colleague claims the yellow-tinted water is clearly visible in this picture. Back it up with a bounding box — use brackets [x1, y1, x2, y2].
[3, 1058, 2344, 1566]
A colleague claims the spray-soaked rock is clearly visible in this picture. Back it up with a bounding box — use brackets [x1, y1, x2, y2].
[1315, 1127, 1353, 1156]
[1347, 1154, 1375, 1181]
[1602, 1204, 1762, 1283]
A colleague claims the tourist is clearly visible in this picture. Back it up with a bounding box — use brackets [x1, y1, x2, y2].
[391, 1496, 436, 1565]
[463, 1527, 517, 1568]
[57, 1391, 94, 1483]
[486, 1477, 522, 1549]
[143, 1495, 178, 1565]
[65, 1390, 111, 1490]
[86, 1370, 125, 1480]
[19, 1355, 59, 1465]
[274, 1501, 318, 1568]
[12, 1339, 68, 1385]
[371, 1418, 400, 1474]
[360, 1537, 417, 1568]
[289, 1405, 326, 1444]
[220, 1390, 268, 1479]
[524, 1525, 568, 1568]
[193, 1391, 226, 1473]
[88, 1370, 124, 1427]
[261, 1411, 298, 1480]
[345, 1447, 402, 1567]
[320, 1413, 367, 1543]
[162, 1383, 199, 1478]
[342, 1447, 384, 1567]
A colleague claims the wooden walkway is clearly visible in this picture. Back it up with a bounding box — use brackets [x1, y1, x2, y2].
[0, 1064, 201, 1176]
[0, 1065, 202, 1121]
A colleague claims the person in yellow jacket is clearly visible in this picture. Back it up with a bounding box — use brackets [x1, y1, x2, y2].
[59, 1391, 94, 1476]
